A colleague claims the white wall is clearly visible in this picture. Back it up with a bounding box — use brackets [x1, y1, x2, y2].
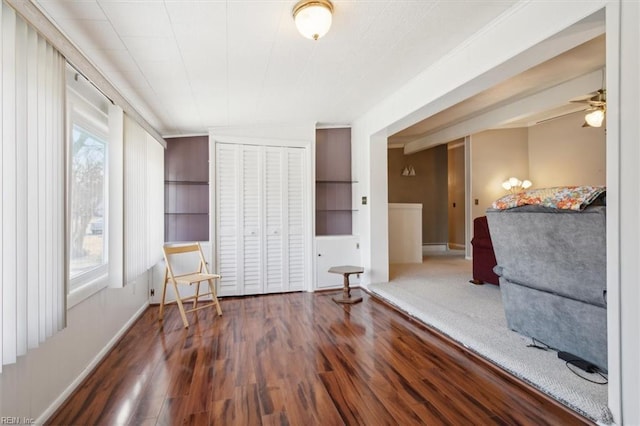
[470, 128, 529, 220]
[0, 273, 149, 422]
[528, 111, 606, 187]
[208, 124, 315, 142]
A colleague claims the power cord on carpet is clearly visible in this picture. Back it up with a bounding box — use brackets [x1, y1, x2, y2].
[526, 338, 608, 385]
[565, 360, 608, 385]
[527, 337, 551, 350]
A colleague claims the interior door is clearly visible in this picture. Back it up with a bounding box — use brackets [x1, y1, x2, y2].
[264, 147, 284, 293]
[216, 143, 240, 296]
[286, 148, 305, 291]
[240, 145, 263, 295]
[216, 142, 308, 296]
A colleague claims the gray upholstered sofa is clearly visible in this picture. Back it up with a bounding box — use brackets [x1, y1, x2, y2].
[486, 204, 607, 372]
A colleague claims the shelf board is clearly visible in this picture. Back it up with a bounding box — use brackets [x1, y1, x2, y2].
[165, 180, 209, 185]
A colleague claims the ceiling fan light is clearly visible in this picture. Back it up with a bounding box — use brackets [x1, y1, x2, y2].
[293, 0, 333, 40]
[584, 108, 605, 127]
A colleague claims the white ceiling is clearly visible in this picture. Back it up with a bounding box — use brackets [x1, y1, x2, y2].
[391, 33, 607, 153]
[34, 0, 520, 136]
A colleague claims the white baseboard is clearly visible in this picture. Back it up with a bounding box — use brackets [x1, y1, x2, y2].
[422, 243, 467, 255]
[35, 301, 149, 425]
[422, 244, 447, 255]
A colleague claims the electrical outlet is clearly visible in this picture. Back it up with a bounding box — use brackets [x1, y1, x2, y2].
[362, 196, 367, 205]
[474, 199, 479, 205]
[150, 288, 155, 297]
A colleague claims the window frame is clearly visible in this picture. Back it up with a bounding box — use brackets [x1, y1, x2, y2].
[66, 81, 112, 307]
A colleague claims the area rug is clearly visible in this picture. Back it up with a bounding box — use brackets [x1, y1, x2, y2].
[368, 255, 612, 424]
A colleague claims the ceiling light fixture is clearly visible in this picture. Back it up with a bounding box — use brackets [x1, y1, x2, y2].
[292, 0, 333, 40]
[581, 69, 606, 128]
[584, 107, 606, 128]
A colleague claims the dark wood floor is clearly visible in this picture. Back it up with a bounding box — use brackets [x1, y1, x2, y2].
[47, 291, 591, 426]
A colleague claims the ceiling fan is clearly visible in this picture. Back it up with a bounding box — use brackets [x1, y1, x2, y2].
[571, 89, 607, 106]
[570, 89, 607, 127]
[534, 89, 607, 127]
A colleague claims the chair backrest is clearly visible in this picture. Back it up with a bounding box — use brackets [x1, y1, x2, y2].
[163, 242, 210, 278]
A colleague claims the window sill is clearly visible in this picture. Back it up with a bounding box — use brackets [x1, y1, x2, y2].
[67, 273, 109, 308]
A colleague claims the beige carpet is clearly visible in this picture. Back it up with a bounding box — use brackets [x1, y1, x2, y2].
[368, 254, 612, 424]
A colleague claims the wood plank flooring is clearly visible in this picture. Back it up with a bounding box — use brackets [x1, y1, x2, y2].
[46, 291, 591, 425]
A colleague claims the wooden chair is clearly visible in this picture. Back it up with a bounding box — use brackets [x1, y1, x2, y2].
[159, 242, 222, 328]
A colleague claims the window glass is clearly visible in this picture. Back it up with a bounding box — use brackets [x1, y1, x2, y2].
[69, 123, 107, 281]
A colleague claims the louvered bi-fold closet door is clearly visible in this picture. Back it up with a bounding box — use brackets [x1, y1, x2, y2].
[286, 148, 305, 291]
[264, 147, 284, 293]
[216, 143, 306, 296]
[216, 143, 241, 296]
[240, 145, 263, 295]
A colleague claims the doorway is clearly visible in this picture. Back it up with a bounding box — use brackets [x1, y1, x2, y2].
[387, 139, 466, 264]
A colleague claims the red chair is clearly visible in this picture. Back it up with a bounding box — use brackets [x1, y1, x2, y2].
[470, 216, 499, 285]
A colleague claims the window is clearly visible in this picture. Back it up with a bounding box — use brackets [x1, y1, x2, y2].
[66, 66, 118, 301]
[69, 123, 108, 285]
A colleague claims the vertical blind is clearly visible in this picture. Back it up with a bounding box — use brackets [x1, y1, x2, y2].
[1, 3, 66, 371]
[124, 115, 164, 284]
[145, 131, 165, 270]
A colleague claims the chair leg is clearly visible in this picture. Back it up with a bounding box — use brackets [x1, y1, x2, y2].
[194, 282, 200, 310]
[171, 281, 190, 328]
[207, 278, 223, 316]
[159, 267, 169, 321]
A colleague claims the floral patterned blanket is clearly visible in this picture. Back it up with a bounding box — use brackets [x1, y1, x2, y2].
[492, 186, 606, 211]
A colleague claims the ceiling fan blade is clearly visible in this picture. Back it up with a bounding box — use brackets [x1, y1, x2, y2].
[570, 89, 605, 105]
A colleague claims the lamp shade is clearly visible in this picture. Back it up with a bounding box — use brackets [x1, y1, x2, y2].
[502, 177, 532, 193]
[584, 108, 605, 127]
[293, 0, 333, 40]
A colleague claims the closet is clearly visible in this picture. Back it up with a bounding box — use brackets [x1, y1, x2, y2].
[215, 142, 307, 296]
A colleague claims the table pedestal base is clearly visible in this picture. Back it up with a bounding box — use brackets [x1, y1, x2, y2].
[329, 266, 364, 305]
[332, 294, 363, 304]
